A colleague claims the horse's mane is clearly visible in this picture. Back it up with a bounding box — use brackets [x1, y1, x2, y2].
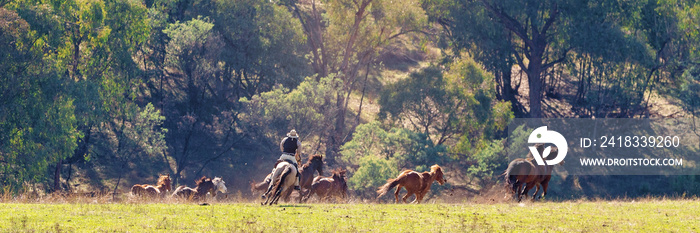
[302, 154, 323, 169]
[430, 164, 442, 173]
[195, 176, 209, 186]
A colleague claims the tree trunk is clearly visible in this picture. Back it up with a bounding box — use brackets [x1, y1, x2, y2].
[495, 67, 526, 116]
[53, 160, 62, 192]
[527, 58, 544, 118]
[480, 0, 560, 118]
[527, 75, 543, 117]
[327, 92, 347, 166]
[174, 168, 183, 188]
[113, 161, 126, 201]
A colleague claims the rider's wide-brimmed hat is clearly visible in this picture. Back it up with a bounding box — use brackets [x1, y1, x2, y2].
[287, 129, 298, 138]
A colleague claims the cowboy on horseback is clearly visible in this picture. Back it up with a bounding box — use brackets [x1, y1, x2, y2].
[264, 129, 302, 193]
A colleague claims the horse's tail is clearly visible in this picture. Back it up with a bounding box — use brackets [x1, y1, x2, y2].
[274, 166, 294, 194]
[269, 166, 294, 204]
[377, 173, 407, 198]
[504, 160, 519, 185]
[250, 180, 264, 193]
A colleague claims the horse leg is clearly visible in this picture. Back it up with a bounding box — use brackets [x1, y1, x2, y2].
[394, 185, 402, 203]
[515, 182, 524, 202]
[520, 183, 536, 202]
[262, 178, 279, 205]
[303, 187, 315, 203]
[268, 193, 278, 205]
[540, 181, 549, 199]
[509, 181, 519, 199]
[261, 168, 277, 199]
[282, 188, 292, 203]
[411, 192, 423, 204]
[319, 191, 329, 203]
[262, 195, 269, 205]
[262, 180, 275, 200]
[531, 183, 540, 200]
[297, 189, 306, 203]
[270, 186, 284, 205]
[504, 181, 516, 200]
[273, 190, 283, 205]
[402, 191, 414, 204]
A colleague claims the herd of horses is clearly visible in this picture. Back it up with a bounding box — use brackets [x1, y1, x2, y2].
[131, 174, 228, 201]
[130, 145, 557, 204]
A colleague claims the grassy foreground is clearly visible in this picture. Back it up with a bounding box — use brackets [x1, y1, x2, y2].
[1, 200, 699, 232]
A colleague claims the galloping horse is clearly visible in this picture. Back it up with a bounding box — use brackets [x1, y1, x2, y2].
[303, 169, 347, 202]
[504, 144, 557, 202]
[299, 155, 324, 190]
[251, 155, 324, 202]
[377, 165, 447, 204]
[172, 176, 227, 200]
[261, 161, 297, 205]
[131, 174, 172, 198]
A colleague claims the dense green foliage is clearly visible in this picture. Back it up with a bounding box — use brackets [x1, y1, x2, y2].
[340, 121, 448, 197]
[0, 0, 698, 199]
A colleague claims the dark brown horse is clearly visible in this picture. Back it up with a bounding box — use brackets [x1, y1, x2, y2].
[251, 154, 324, 202]
[299, 155, 325, 191]
[172, 176, 227, 201]
[377, 165, 447, 204]
[131, 174, 172, 198]
[303, 169, 347, 202]
[504, 144, 557, 202]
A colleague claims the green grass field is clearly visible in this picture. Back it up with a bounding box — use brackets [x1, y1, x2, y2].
[1, 200, 699, 232]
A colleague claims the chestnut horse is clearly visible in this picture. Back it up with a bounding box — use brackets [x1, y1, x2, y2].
[303, 169, 347, 202]
[131, 174, 172, 198]
[377, 164, 447, 204]
[251, 155, 324, 202]
[172, 176, 227, 200]
[262, 161, 297, 205]
[504, 144, 557, 202]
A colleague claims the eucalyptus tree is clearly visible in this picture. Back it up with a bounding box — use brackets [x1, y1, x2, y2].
[0, 7, 79, 192]
[288, 0, 430, 164]
[149, 0, 309, 185]
[427, 0, 654, 117]
[1, 0, 165, 193]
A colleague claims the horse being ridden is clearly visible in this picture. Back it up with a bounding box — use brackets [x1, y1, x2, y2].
[377, 165, 447, 204]
[504, 144, 557, 202]
[131, 174, 172, 198]
[261, 129, 302, 200]
[251, 154, 324, 202]
[303, 169, 347, 202]
[172, 176, 227, 201]
[261, 161, 297, 205]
